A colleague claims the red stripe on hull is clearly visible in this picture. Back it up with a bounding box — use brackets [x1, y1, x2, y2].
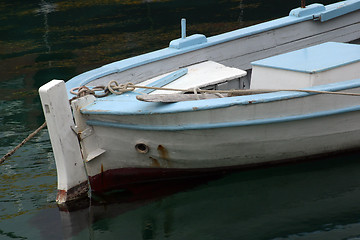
[88, 148, 360, 194]
[89, 167, 230, 193]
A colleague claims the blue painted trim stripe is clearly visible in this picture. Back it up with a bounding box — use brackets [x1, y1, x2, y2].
[86, 104, 360, 131]
[289, 4, 326, 18]
[140, 68, 188, 94]
[81, 78, 360, 115]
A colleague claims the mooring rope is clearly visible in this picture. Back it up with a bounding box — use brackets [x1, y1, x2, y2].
[0, 122, 47, 165]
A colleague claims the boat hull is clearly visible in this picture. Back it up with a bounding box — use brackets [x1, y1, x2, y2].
[39, 0, 360, 203]
[88, 147, 360, 194]
[82, 90, 360, 194]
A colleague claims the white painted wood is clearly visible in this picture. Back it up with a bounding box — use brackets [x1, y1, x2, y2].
[38, 80, 88, 203]
[251, 62, 360, 90]
[251, 67, 312, 89]
[250, 43, 360, 90]
[86, 148, 106, 162]
[138, 61, 246, 94]
[71, 95, 105, 162]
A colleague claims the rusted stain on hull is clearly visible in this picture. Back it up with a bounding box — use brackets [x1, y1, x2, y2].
[149, 157, 161, 168]
[157, 145, 170, 160]
[56, 181, 89, 206]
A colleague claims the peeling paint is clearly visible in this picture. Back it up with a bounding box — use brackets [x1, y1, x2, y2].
[56, 181, 89, 205]
[56, 190, 67, 204]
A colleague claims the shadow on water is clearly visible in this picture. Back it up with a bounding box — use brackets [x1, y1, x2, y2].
[29, 151, 360, 240]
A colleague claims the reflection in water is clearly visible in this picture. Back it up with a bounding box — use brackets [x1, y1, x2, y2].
[35, 0, 57, 64]
[238, 0, 244, 27]
[57, 176, 219, 239]
[51, 152, 360, 239]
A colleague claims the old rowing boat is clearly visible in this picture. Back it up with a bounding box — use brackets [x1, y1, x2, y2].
[39, 0, 360, 204]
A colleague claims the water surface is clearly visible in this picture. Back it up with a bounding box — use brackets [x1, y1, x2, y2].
[3, 0, 360, 239]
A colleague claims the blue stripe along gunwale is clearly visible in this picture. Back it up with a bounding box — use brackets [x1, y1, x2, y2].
[86, 104, 360, 131]
[81, 78, 360, 116]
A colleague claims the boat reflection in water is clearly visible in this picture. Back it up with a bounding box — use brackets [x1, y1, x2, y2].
[55, 151, 360, 240]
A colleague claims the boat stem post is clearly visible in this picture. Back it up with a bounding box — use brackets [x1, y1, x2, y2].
[39, 80, 89, 204]
[181, 18, 186, 39]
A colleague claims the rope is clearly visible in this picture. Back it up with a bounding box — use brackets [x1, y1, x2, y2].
[0, 122, 47, 165]
[103, 80, 360, 97]
[193, 87, 201, 100]
[70, 85, 109, 98]
[107, 81, 135, 94]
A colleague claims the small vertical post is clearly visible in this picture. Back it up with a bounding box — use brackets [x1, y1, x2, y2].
[301, 0, 306, 8]
[181, 18, 186, 39]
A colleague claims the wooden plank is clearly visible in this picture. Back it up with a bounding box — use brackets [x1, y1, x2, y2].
[143, 61, 247, 95]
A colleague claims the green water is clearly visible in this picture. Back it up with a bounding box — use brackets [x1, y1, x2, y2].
[2, 0, 360, 239]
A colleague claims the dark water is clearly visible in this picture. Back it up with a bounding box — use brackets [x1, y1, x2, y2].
[2, 0, 360, 239]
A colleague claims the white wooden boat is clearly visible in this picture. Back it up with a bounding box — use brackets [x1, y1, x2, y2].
[39, 0, 360, 204]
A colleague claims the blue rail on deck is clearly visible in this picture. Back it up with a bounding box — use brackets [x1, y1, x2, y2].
[139, 68, 188, 94]
[80, 78, 360, 116]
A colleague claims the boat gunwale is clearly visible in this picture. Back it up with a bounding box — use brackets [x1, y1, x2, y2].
[85, 103, 360, 131]
[80, 78, 360, 116]
[65, 1, 360, 94]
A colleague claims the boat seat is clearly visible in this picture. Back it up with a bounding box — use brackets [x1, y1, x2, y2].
[138, 61, 247, 95]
